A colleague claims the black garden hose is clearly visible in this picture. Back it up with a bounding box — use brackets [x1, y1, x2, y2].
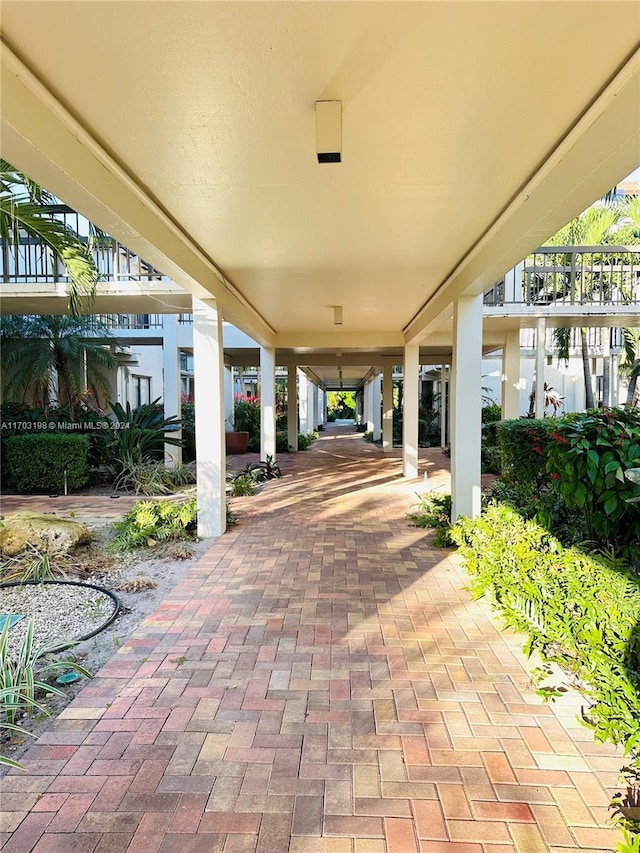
[0, 579, 120, 652]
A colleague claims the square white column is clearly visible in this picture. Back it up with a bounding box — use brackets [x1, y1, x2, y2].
[502, 329, 521, 420]
[193, 296, 226, 538]
[535, 317, 546, 419]
[372, 373, 382, 441]
[451, 294, 483, 521]
[287, 365, 298, 450]
[440, 364, 447, 449]
[403, 344, 419, 478]
[308, 381, 317, 432]
[224, 364, 234, 432]
[260, 347, 276, 461]
[298, 369, 309, 434]
[162, 314, 182, 466]
[382, 362, 393, 453]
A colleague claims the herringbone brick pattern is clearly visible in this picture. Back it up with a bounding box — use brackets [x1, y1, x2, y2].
[0, 428, 623, 851]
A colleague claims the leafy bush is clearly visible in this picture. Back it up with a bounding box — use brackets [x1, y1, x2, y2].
[114, 461, 195, 495]
[229, 473, 255, 496]
[110, 497, 198, 551]
[99, 399, 182, 489]
[482, 403, 502, 424]
[181, 402, 195, 462]
[1, 617, 91, 768]
[545, 407, 640, 555]
[496, 418, 555, 487]
[4, 434, 89, 493]
[408, 493, 454, 547]
[363, 430, 374, 443]
[452, 503, 640, 755]
[276, 431, 290, 453]
[298, 432, 318, 450]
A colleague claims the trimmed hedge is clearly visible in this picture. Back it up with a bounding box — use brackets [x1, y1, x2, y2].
[452, 503, 640, 754]
[496, 418, 555, 486]
[5, 434, 89, 493]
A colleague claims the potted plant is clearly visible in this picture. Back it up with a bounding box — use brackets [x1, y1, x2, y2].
[225, 396, 259, 454]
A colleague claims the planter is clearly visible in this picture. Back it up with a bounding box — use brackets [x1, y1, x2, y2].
[225, 431, 249, 454]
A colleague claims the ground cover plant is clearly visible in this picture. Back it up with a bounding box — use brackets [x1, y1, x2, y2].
[109, 496, 198, 552]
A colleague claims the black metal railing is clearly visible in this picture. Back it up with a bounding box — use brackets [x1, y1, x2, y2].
[484, 246, 640, 307]
[1, 206, 167, 284]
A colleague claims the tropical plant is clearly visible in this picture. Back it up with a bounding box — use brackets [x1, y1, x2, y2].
[544, 197, 640, 408]
[100, 399, 182, 489]
[0, 160, 100, 315]
[545, 407, 640, 555]
[109, 496, 198, 551]
[408, 492, 454, 547]
[0, 617, 92, 768]
[228, 473, 255, 496]
[112, 460, 195, 495]
[0, 314, 123, 418]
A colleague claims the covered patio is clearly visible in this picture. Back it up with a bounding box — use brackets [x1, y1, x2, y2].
[2, 1, 639, 534]
[0, 428, 622, 852]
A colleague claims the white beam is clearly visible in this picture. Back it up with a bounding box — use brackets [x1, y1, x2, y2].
[193, 296, 226, 538]
[451, 295, 483, 521]
[403, 345, 419, 479]
[260, 346, 276, 461]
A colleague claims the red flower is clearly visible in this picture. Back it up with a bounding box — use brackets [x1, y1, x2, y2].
[550, 472, 561, 481]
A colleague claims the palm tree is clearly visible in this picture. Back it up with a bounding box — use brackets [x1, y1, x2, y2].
[0, 161, 98, 315]
[0, 314, 124, 418]
[547, 200, 639, 408]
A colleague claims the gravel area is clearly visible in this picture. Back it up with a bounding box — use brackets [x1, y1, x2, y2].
[0, 582, 118, 657]
[0, 517, 212, 769]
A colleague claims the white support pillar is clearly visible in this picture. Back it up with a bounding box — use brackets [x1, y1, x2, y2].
[439, 364, 447, 449]
[372, 373, 382, 441]
[308, 381, 317, 432]
[224, 365, 234, 432]
[403, 344, 420, 478]
[298, 370, 309, 435]
[193, 297, 226, 538]
[260, 346, 276, 461]
[451, 295, 483, 521]
[364, 380, 373, 433]
[502, 329, 521, 420]
[382, 362, 393, 453]
[287, 365, 298, 451]
[535, 317, 546, 419]
[162, 314, 182, 466]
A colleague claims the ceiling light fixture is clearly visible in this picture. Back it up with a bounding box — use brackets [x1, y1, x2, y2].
[333, 305, 343, 325]
[316, 100, 342, 163]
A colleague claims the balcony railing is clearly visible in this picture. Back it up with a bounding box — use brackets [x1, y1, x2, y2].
[0, 205, 167, 284]
[96, 313, 165, 330]
[520, 326, 625, 352]
[484, 246, 640, 307]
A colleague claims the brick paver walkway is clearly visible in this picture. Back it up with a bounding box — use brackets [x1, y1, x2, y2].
[1, 427, 623, 852]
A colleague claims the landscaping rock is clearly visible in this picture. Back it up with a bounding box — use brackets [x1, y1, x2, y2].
[0, 511, 91, 557]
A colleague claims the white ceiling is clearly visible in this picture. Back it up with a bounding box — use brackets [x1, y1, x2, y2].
[1, 1, 639, 380]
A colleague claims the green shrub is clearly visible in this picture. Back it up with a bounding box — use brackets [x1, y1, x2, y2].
[110, 496, 198, 552]
[114, 461, 195, 495]
[4, 434, 89, 493]
[363, 430, 374, 443]
[229, 473, 255, 496]
[408, 493, 454, 547]
[545, 407, 640, 555]
[181, 403, 195, 462]
[298, 432, 318, 450]
[482, 403, 502, 424]
[452, 503, 640, 755]
[496, 418, 555, 487]
[276, 431, 290, 453]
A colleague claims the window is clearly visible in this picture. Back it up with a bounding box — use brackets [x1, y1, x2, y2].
[132, 375, 151, 408]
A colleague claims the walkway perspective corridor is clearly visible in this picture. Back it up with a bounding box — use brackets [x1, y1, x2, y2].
[0, 427, 622, 852]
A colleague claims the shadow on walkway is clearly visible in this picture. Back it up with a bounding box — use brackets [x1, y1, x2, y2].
[0, 425, 622, 852]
